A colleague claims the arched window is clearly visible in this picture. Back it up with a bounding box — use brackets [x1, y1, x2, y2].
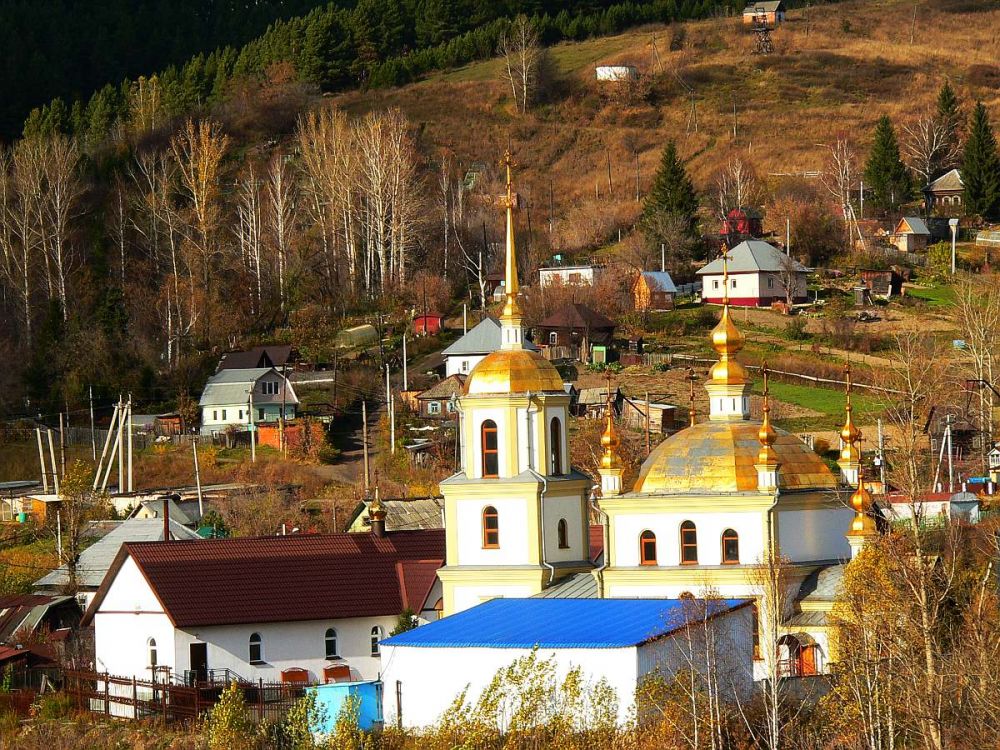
[325, 628, 338, 659]
[639, 530, 657, 565]
[147, 638, 157, 667]
[249, 632, 263, 664]
[482, 506, 499, 548]
[722, 529, 739, 564]
[481, 420, 499, 477]
[680, 521, 698, 564]
[371, 625, 384, 656]
[550, 417, 563, 476]
[557, 518, 569, 549]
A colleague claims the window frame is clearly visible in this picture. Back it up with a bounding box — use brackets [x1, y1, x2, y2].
[548, 331, 558, 345]
[550, 417, 563, 476]
[680, 521, 698, 565]
[371, 625, 384, 656]
[722, 528, 740, 564]
[482, 506, 500, 548]
[325, 628, 339, 659]
[481, 420, 499, 478]
[557, 518, 569, 549]
[148, 638, 157, 667]
[639, 530, 657, 566]
[427, 401, 442, 415]
[249, 632, 263, 664]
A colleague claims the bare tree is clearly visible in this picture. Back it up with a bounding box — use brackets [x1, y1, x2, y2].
[715, 157, 761, 221]
[499, 15, 542, 114]
[819, 138, 857, 219]
[901, 116, 960, 188]
[265, 151, 297, 312]
[235, 162, 264, 313]
[39, 135, 83, 319]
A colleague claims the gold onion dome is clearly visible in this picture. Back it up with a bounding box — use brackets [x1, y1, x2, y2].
[600, 391, 621, 470]
[709, 246, 748, 385]
[848, 470, 876, 536]
[757, 364, 778, 465]
[465, 349, 564, 395]
[840, 364, 862, 462]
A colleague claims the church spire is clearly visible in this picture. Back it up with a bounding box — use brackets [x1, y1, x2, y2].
[499, 151, 525, 351]
[846, 445, 876, 558]
[706, 244, 752, 421]
[838, 363, 862, 485]
[755, 362, 780, 492]
[598, 379, 624, 496]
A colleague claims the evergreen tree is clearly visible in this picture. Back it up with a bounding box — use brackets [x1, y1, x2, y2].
[936, 80, 962, 172]
[300, 10, 354, 89]
[962, 102, 1000, 220]
[863, 115, 912, 214]
[641, 141, 699, 256]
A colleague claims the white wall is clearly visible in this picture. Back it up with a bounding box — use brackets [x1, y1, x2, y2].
[174, 615, 398, 684]
[539, 267, 601, 288]
[701, 272, 806, 303]
[450, 583, 539, 615]
[611, 511, 765, 568]
[467, 407, 508, 479]
[543, 493, 586, 564]
[455, 496, 532, 566]
[381, 645, 637, 728]
[446, 354, 487, 378]
[776, 507, 853, 562]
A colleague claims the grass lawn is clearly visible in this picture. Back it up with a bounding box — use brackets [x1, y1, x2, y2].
[905, 285, 955, 306]
[756, 380, 882, 429]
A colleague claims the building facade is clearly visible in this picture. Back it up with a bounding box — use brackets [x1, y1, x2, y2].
[199, 367, 297, 435]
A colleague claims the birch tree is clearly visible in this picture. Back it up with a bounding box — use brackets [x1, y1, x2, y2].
[715, 157, 761, 222]
[901, 116, 959, 188]
[235, 163, 264, 313]
[266, 152, 297, 311]
[499, 15, 542, 114]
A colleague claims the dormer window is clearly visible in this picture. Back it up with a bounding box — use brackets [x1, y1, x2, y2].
[262, 381, 279, 395]
[481, 420, 499, 477]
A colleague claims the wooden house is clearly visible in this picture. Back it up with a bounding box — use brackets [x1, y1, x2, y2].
[416, 375, 465, 419]
[536, 303, 615, 363]
[575, 387, 622, 419]
[924, 169, 963, 213]
[742, 1, 785, 29]
[632, 271, 678, 312]
[623, 398, 678, 435]
[859, 269, 904, 298]
[890, 217, 931, 253]
[697, 240, 808, 307]
[538, 265, 605, 288]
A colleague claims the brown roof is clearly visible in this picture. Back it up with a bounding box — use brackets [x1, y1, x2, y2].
[417, 374, 466, 401]
[83, 531, 444, 628]
[218, 345, 293, 371]
[538, 303, 615, 331]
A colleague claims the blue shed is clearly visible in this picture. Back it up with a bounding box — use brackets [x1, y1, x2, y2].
[308, 681, 383, 733]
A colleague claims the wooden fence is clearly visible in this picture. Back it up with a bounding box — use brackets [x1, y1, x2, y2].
[63, 670, 309, 724]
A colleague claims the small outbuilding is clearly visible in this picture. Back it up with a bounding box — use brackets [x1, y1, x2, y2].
[379, 597, 754, 728]
[720, 207, 764, 239]
[632, 271, 678, 312]
[890, 217, 931, 253]
[595, 65, 639, 82]
[742, 1, 785, 28]
[413, 313, 444, 336]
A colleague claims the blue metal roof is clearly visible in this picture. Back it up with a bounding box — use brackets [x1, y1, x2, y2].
[382, 598, 750, 649]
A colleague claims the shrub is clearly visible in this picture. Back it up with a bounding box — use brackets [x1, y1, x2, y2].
[204, 682, 255, 750]
[785, 317, 810, 341]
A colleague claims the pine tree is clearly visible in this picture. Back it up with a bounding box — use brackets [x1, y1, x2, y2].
[864, 115, 912, 214]
[641, 141, 699, 262]
[936, 80, 962, 172]
[962, 102, 1000, 220]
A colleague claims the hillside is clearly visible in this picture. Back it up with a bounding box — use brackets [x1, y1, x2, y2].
[335, 0, 1000, 253]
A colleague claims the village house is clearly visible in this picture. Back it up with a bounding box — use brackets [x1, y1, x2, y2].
[199, 367, 298, 435]
[84, 529, 445, 688]
[441, 316, 538, 377]
[595, 65, 638, 82]
[924, 168, 963, 213]
[623, 397, 679, 435]
[536, 303, 616, 363]
[217, 344, 293, 373]
[346, 496, 444, 534]
[720, 207, 764, 240]
[538, 264, 605, 288]
[632, 271, 678, 312]
[0, 594, 82, 646]
[416, 375, 465, 418]
[698, 240, 808, 307]
[575, 386, 622, 419]
[742, 0, 785, 28]
[380, 598, 754, 728]
[890, 216, 931, 253]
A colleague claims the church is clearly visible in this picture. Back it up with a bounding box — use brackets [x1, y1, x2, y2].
[428, 154, 875, 679]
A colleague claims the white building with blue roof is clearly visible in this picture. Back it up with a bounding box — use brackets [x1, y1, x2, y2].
[380, 597, 754, 727]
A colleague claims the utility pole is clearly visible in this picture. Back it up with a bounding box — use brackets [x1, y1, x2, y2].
[248, 390, 256, 463]
[89, 386, 96, 461]
[402, 334, 409, 391]
[463, 304, 467, 334]
[644, 390, 651, 457]
[117, 395, 124, 492]
[876, 418, 886, 487]
[58, 412, 66, 482]
[280, 364, 287, 457]
[36, 428, 49, 493]
[786, 218, 791, 255]
[94, 401, 119, 490]
[362, 400, 370, 493]
[385, 364, 391, 410]
[390, 395, 396, 455]
[56, 511, 62, 563]
[192, 440, 204, 519]
[127, 395, 134, 493]
[661, 243, 666, 273]
[732, 98, 738, 141]
[47, 429, 60, 494]
[634, 150, 640, 202]
[606, 151, 613, 196]
[859, 181, 865, 220]
[949, 218, 959, 274]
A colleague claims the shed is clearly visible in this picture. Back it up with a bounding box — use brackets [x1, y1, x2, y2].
[309, 681, 383, 734]
[742, 1, 785, 28]
[575, 387, 622, 419]
[595, 65, 638, 82]
[380, 597, 754, 727]
[623, 397, 678, 434]
[335, 325, 378, 350]
[413, 313, 444, 336]
[890, 217, 931, 253]
[719, 207, 764, 239]
[633, 271, 678, 312]
[859, 269, 903, 297]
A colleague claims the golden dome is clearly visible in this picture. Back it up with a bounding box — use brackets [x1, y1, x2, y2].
[465, 349, 564, 395]
[847, 470, 876, 536]
[633, 421, 838, 494]
[708, 306, 749, 385]
[600, 399, 621, 470]
[839, 364, 861, 463]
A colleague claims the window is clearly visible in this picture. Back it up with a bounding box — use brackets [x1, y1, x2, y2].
[640, 530, 657, 565]
[258, 408, 265, 421]
[461, 360, 470, 372]
[221, 409, 227, 420]
[212, 410, 218, 421]
[557, 519, 569, 549]
[371, 626, 384, 656]
[249, 632, 263, 664]
[446, 400, 456, 413]
[238, 410, 243, 420]
[549, 332, 558, 345]
[722, 529, 739, 564]
[262, 381, 279, 395]
[680, 521, 698, 564]
[325, 628, 338, 659]
[731, 278, 737, 289]
[550, 417, 563, 475]
[481, 420, 499, 477]
[713, 279, 720, 290]
[148, 638, 157, 667]
[483, 506, 499, 548]
[767, 277, 774, 289]
[428, 401, 441, 415]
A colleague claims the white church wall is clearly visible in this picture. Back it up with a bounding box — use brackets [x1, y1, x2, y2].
[451, 584, 537, 614]
[612, 511, 765, 567]
[468, 407, 509, 479]
[543, 493, 586, 563]
[455, 497, 532, 565]
[543, 405, 569, 476]
[609, 583, 757, 599]
[380, 644, 638, 728]
[777, 507, 853, 562]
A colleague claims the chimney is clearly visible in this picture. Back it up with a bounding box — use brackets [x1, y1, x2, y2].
[162, 497, 171, 541]
[369, 488, 387, 538]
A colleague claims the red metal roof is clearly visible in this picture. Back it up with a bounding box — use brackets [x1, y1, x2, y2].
[589, 524, 604, 564]
[86, 531, 444, 628]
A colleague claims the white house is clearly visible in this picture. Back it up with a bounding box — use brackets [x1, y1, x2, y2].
[538, 264, 604, 288]
[698, 240, 808, 307]
[82, 529, 445, 703]
[199, 367, 298, 435]
[595, 65, 638, 82]
[441, 317, 538, 377]
[380, 597, 754, 728]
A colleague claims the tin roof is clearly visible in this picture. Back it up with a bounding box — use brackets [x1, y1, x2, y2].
[697, 240, 807, 275]
[640, 271, 679, 294]
[83, 530, 445, 628]
[417, 375, 466, 401]
[382, 598, 750, 649]
[925, 168, 963, 192]
[538, 303, 615, 331]
[441, 317, 538, 357]
[199, 367, 298, 408]
[532, 572, 599, 599]
[896, 216, 930, 236]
